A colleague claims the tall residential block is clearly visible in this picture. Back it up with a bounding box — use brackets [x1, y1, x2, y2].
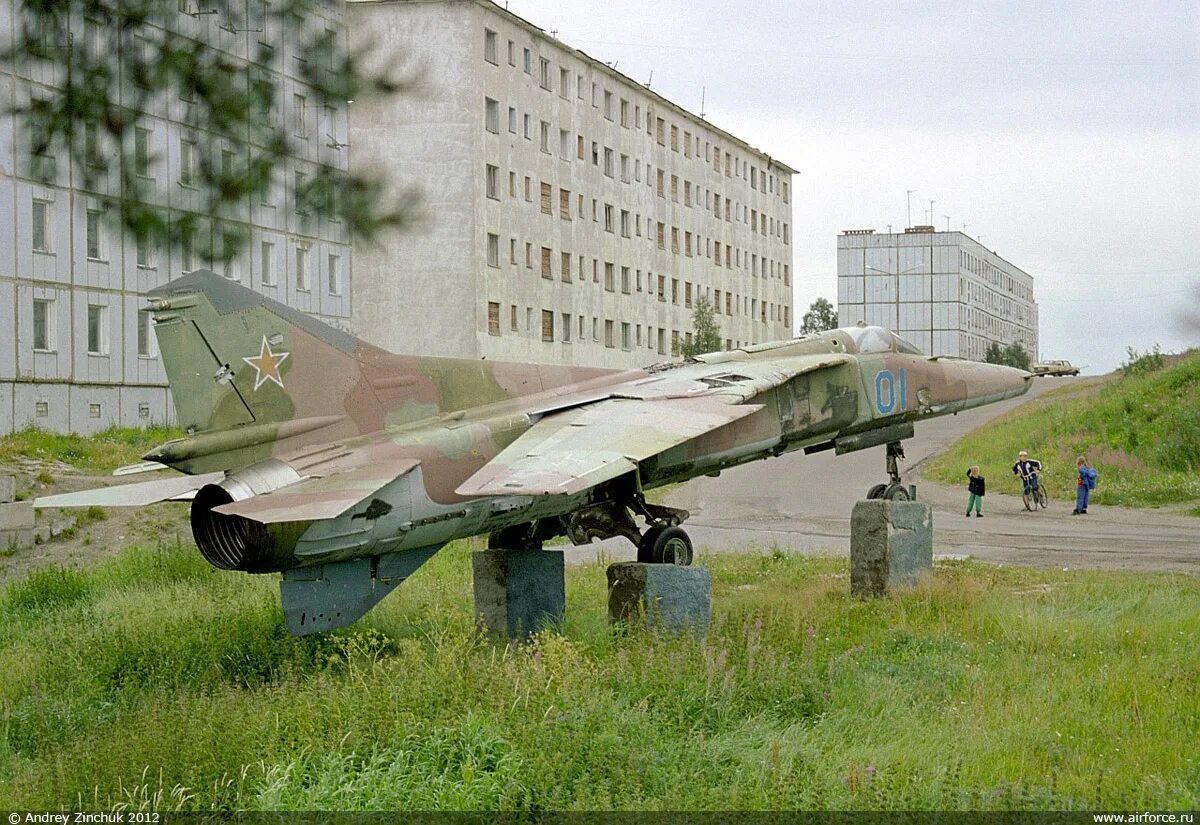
[347, 0, 796, 368]
[836, 227, 1038, 361]
[0, 1, 352, 434]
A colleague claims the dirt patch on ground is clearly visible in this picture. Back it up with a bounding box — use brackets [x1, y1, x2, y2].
[0, 461, 191, 583]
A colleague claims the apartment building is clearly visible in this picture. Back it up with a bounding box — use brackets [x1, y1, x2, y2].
[347, 0, 796, 368]
[0, 0, 352, 434]
[837, 227, 1039, 361]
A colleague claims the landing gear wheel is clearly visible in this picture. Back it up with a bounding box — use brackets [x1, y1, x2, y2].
[637, 524, 693, 566]
[866, 483, 888, 500]
[882, 483, 911, 501]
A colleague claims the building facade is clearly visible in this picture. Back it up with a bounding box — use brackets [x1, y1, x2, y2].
[836, 227, 1038, 361]
[347, 0, 796, 368]
[0, 1, 352, 434]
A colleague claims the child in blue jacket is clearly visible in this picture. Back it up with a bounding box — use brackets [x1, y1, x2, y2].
[1073, 456, 1097, 514]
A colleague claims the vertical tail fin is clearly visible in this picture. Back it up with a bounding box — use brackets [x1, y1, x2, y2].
[147, 270, 374, 439]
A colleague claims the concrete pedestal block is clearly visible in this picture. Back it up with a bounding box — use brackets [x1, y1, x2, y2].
[472, 549, 565, 639]
[607, 562, 711, 633]
[0, 500, 35, 551]
[851, 500, 933, 597]
[0, 475, 15, 503]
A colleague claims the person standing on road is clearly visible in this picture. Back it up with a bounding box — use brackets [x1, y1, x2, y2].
[1073, 456, 1097, 515]
[1013, 450, 1043, 497]
[966, 466, 985, 517]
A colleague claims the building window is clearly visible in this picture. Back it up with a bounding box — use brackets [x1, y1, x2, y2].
[541, 246, 552, 279]
[622, 322, 631, 350]
[559, 188, 571, 220]
[179, 135, 197, 186]
[261, 240, 275, 286]
[487, 233, 500, 268]
[87, 304, 107, 355]
[137, 309, 154, 357]
[621, 266, 631, 294]
[138, 402, 150, 419]
[327, 253, 341, 295]
[484, 28, 497, 64]
[296, 244, 309, 291]
[539, 57, 550, 90]
[294, 170, 308, 214]
[485, 164, 499, 199]
[603, 90, 613, 120]
[484, 97, 499, 133]
[523, 47, 532, 74]
[540, 120, 550, 153]
[604, 262, 614, 292]
[559, 67, 570, 98]
[541, 309, 554, 342]
[510, 304, 518, 331]
[134, 128, 151, 177]
[32, 298, 53, 351]
[85, 209, 104, 260]
[487, 301, 500, 335]
[293, 93, 307, 137]
[604, 204, 614, 233]
[561, 251, 571, 282]
[540, 182, 552, 214]
[89, 403, 102, 419]
[31, 200, 50, 252]
[605, 319, 615, 348]
[136, 233, 154, 268]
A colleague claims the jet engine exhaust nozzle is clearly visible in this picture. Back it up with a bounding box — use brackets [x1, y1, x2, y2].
[190, 458, 302, 572]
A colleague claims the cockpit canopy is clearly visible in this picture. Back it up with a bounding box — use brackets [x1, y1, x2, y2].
[839, 325, 924, 356]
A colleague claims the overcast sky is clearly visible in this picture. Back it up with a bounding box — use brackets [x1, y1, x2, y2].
[505, 0, 1199, 373]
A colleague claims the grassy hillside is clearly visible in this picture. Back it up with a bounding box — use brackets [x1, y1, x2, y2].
[0, 425, 181, 474]
[924, 352, 1200, 509]
[1, 541, 1197, 811]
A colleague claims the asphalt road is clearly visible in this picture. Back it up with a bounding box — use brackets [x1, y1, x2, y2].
[567, 377, 1200, 574]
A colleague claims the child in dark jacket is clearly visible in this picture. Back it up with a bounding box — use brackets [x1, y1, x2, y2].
[966, 466, 985, 517]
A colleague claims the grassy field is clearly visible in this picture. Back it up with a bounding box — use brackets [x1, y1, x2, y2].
[0, 425, 182, 475]
[923, 351, 1200, 509]
[1, 541, 1196, 811]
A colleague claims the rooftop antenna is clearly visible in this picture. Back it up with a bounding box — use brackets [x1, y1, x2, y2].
[944, 215, 951, 231]
[929, 199, 936, 226]
[906, 189, 916, 228]
[645, 69, 653, 89]
[700, 86, 707, 119]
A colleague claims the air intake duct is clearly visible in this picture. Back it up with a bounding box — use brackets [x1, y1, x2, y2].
[190, 458, 306, 572]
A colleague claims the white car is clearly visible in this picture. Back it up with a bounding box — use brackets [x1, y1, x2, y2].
[1032, 359, 1080, 377]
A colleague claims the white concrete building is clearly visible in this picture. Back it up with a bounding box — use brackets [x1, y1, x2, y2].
[0, 1, 352, 434]
[347, 0, 796, 368]
[837, 227, 1038, 361]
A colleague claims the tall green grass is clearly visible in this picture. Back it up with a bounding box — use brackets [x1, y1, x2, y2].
[1, 542, 1197, 810]
[924, 352, 1200, 507]
[0, 425, 182, 474]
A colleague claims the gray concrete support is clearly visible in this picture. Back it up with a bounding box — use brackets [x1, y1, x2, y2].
[851, 499, 933, 596]
[607, 561, 711, 633]
[472, 549, 565, 639]
[0, 493, 34, 551]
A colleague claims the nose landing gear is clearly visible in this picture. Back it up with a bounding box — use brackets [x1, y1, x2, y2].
[865, 441, 912, 501]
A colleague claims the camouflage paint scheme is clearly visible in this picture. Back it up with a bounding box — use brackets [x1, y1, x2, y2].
[36, 272, 1032, 633]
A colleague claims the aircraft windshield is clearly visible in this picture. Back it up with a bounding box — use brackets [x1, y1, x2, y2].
[841, 325, 924, 355]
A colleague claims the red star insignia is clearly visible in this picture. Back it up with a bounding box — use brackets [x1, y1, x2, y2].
[242, 336, 290, 391]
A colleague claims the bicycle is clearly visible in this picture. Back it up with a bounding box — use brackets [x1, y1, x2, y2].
[1020, 469, 1048, 511]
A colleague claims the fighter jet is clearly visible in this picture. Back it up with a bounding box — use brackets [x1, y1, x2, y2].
[37, 271, 1031, 633]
